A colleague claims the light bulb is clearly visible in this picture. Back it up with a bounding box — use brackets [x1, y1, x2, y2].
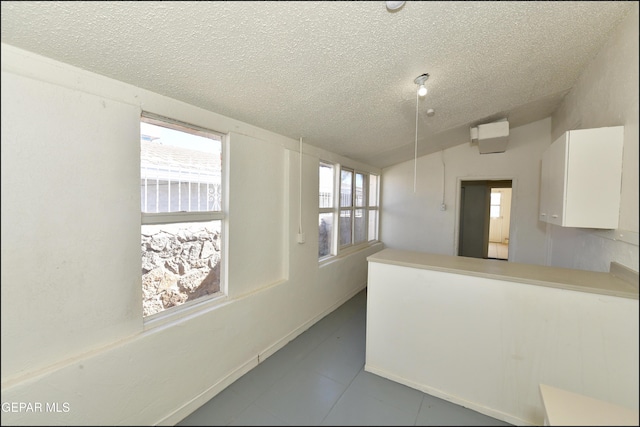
[418, 84, 428, 97]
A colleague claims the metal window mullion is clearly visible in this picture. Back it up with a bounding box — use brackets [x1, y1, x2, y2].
[362, 173, 368, 240]
[351, 175, 356, 245]
[354, 174, 357, 244]
[143, 167, 148, 212]
[333, 165, 341, 254]
[167, 164, 172, 212]
[178, 164, 182, 212]
[207, 181, 211, 211]
[188, 178, 192, 212]
[351, 206, 355, 245]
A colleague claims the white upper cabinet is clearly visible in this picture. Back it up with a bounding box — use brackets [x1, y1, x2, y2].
[539, 126, 624, 229]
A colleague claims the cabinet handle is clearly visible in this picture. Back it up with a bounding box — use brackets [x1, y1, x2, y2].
[551, 214, 558, 218]
[540, 213, 546, 216]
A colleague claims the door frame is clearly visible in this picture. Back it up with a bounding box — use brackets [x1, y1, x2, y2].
[454, 176, 517, 260]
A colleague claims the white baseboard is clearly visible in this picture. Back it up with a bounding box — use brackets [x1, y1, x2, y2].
[363, 363, 534, 427]
[157, 356, 258, 426]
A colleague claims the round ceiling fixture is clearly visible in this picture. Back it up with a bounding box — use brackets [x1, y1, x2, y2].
[386, 1, 406, 11]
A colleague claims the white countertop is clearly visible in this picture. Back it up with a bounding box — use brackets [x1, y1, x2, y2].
[539, 384, 639, 426]
[367, 249, 639, 300]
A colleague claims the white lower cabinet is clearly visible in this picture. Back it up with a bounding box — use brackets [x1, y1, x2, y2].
[539, 126, 624, 228]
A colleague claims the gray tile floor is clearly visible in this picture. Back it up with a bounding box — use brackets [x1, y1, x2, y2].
[178, 289, 512, 426]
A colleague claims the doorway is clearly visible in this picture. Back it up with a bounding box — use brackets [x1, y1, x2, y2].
[458, 180, 512, 260]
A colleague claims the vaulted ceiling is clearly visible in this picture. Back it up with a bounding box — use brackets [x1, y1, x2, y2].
[1, 1, 634, 168]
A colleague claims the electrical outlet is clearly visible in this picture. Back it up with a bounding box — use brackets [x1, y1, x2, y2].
[297, 233, 306, 244]
[440, 203, 446, 211]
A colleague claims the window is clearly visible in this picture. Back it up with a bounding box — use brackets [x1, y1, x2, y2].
[140, 114, 224, 318]
[340, 169, 372, 247]
[318, 162, 335, 258]
[319, 162, 379, 259]
[368, 174, 379, 241]
[340, 168, 354, 247]
[490, 191, 501, 218]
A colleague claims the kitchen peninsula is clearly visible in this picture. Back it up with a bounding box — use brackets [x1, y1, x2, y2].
[365, 248, 639, 426]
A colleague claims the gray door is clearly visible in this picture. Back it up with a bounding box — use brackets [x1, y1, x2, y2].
[458, 181, 490, 258]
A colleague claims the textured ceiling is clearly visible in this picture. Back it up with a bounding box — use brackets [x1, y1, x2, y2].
[1, 1, 634, 168]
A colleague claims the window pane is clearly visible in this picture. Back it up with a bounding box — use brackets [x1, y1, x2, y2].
[141, 220, 221, 317]
[341, 169, 353, 207]
[318, 213, 333, 258]
[368, 210, 378, 241]
[369, 175, 378, 207]
[319, 163, 334, 208]
[491, 192, 501, 205]
[490, 191, 501, 218]
[354, 209, 366, 243]
[339, 210, 352, 246]
[141, 121, 222, 213]
[355, 173, 365, 207]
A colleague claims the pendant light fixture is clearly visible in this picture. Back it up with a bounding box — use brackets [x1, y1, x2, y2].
[413, 73, 429, 192]
[415, 73, 429, 97]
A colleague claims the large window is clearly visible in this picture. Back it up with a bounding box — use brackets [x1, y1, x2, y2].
[319, 161, 379, 259]
[318, 162, 335, 258]
[140, 114, 224, 318]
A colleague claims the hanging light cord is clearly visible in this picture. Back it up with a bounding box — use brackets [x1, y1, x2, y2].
[414, 90, 419, 193]
[298, 137, 303, 236]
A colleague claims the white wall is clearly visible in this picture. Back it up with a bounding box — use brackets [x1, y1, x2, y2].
[0, 44, 382, 425]
[548, 4, 639, 272]
[381, 4, 639, 273]
[381, 118, 550, 266]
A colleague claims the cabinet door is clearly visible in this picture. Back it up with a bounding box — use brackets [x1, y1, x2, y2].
[539, 148, 551, 222]
[547, 133, 567, 226]
[563, 127, 623, 228]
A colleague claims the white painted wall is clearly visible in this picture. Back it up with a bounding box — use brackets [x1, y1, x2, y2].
[0, 44, 382, 425]
[366, 261, 639, 426]
[548, 4, 639, 272]
[381, 4, 639, 274]
[381, 118, 550, 266]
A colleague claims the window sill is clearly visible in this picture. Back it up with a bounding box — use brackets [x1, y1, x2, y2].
[143, 292, 228, 331]
[319, 240, 380, 268]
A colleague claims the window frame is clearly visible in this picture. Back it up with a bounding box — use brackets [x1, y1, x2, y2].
[318, 161, 337, 260]
[140, 112, 227, 325]
[490, 190, 502, 218]
[319, 161, 379, 262]
[339, 168, 369, 249]
[140, 113, 225, 224]
[367, 173, 380, 242]
[339, 167, 355, 249]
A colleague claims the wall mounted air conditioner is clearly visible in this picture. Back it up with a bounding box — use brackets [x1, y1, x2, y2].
[470, 120, 509, 154]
